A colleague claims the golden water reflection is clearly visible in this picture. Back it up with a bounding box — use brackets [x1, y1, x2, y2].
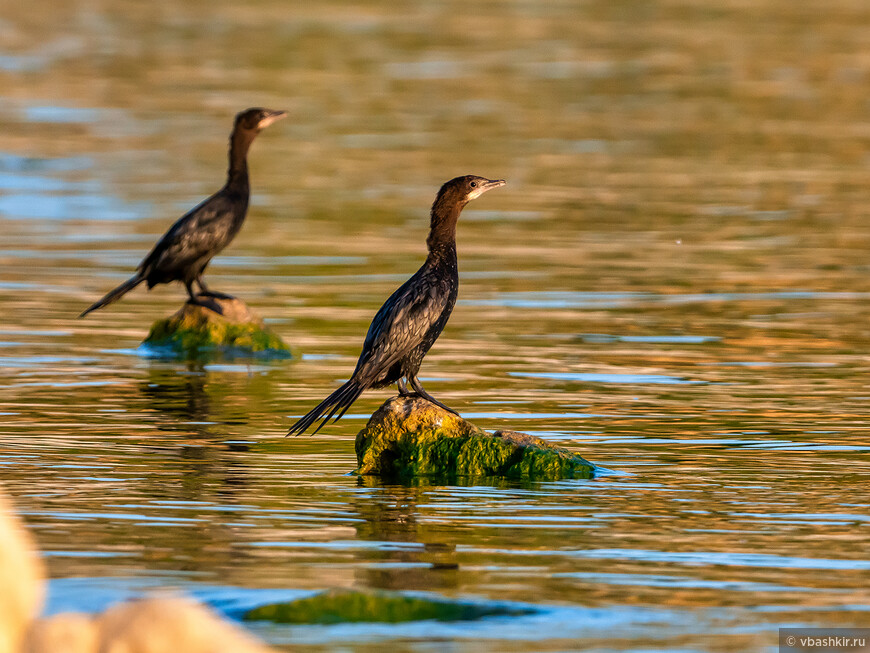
[1, 0, 869, 651]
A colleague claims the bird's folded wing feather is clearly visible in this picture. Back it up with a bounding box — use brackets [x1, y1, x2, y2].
[356, 271, 451, 373]
[140, 193, 237, 272]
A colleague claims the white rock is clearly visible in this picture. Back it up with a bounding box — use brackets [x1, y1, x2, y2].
[0, 489, 44, 653]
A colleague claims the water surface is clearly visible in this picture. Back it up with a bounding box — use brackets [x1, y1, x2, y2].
[1, 0, 869, 651]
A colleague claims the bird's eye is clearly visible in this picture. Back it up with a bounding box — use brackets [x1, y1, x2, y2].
[470, 181, 477, 188]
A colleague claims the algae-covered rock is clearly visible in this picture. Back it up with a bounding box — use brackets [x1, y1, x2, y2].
[355, 396, 595, 481]
[243, 589, 533, 625]
[142, 298, 291, 359]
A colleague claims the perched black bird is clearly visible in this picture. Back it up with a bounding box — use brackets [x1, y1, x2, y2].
[80, 107, 286, 317]
[287, 175, 506, 436]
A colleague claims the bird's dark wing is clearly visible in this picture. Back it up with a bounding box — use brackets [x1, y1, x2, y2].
[353, 267, 453, 379]
[139, 191, 245, 275]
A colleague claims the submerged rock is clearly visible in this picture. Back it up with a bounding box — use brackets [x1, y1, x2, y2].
[142, 298, 291, 358]
[244, 589, 533, 625]
[355, 396, 595, 481]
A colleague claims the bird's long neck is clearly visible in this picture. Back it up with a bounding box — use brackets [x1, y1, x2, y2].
[426, 197, 463, 264]
[226, 127, 255, 192]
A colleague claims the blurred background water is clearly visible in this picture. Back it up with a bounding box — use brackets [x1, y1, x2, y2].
[1, 0, 869, 650]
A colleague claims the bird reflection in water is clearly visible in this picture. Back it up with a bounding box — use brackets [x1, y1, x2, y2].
[139, 362, 255, 502]
[351, 480, 461, 593]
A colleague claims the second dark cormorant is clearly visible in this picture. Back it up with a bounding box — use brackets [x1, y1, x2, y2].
[287, 175, 506, 436]
[80, 107, 286, 317]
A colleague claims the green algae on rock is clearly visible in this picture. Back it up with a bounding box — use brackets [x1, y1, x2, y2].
[243, 589, 533, 625]
[355, 396, 595, 481]
[142, 298, 290, 359]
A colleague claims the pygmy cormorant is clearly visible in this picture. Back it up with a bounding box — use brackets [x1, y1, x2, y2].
[79, 107, 286, 317]
[287, 175, 506, 436]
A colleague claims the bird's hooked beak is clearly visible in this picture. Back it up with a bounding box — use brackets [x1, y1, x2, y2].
[257, 110, 287, 129]
[469, 178, 506, 200]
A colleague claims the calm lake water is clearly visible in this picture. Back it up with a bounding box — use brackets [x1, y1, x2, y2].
[1, 0, 869, 650]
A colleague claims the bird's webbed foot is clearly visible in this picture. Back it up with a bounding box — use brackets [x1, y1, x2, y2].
[195, 277, 235, 301]
[197, 290, 235, 300]
[408, 376, 459, 415]
[186, 295, 224, 315]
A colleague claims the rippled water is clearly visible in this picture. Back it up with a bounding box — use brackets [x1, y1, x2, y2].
[1, 0, 869, 651]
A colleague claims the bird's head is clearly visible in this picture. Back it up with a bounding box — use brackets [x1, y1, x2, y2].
[234, 107, 287, 132]
[435, 175, 506, 208]
[427, 175, 506, 249]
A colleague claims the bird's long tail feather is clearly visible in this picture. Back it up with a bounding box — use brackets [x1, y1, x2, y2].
[287, 379, 365, 436]
[79, 274, 145, 318]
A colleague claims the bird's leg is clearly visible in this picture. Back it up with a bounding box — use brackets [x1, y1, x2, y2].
[195, 276, 235, 300]
[397, 377, 411, 396]
[185, 281, 224, 315]
[185, 280, 198, 303]
[408, 375, 459, 415]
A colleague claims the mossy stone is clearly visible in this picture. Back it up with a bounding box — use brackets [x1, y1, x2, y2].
[243, 589, 532, 624]
[355, 396, 595, 481]
[142, 298, 291, 359]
